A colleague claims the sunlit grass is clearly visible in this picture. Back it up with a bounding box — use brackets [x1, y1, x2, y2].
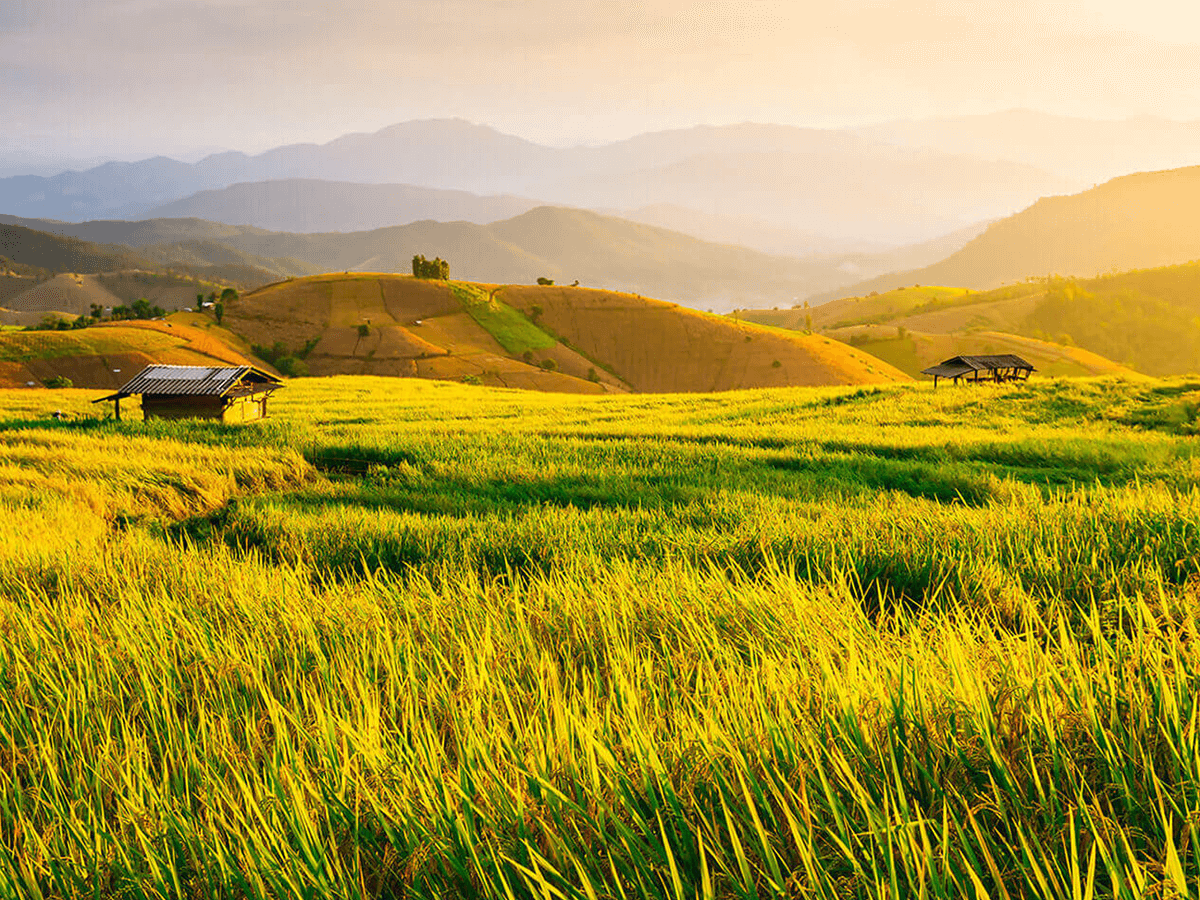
[0, 374, 1197, 897]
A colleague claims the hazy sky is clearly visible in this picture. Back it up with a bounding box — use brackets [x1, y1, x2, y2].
[4, 0, 1200, 160]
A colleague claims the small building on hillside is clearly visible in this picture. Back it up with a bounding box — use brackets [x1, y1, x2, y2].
[921, 354, 1034, 387]
[94, 364, 282, 422]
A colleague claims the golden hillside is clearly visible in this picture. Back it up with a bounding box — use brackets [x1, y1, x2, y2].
[0, 319, 265, 390]
[228, 274, 909, 392]
[740, 282, 1141, 379]
[808, 165, 1200, 303]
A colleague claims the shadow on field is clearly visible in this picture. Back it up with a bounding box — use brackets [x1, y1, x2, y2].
[271, 472, 701, 516]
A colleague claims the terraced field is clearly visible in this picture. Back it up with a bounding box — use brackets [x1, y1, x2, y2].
[227, 273, 909, 393]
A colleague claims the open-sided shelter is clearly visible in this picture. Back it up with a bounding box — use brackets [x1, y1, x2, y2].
[921, 354, 1034, 387]
[94, 364, 282, 422]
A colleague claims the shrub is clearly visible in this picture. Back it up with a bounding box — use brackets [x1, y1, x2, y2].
[43, 375, 73, 389]
[357, 323, 371, 338]
[587, 367, 599, 382]
[772, 360, 782, 368]
[274, 356, 308, 378]
[537, 277, 555, 286]
[111, 299, 165, 321]
[540, 358, 557, 371]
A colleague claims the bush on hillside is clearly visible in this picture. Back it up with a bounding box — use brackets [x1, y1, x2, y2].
[537, 277, 555, 286]
[274, 356, 308, 378]
[44, 375, 73, 389]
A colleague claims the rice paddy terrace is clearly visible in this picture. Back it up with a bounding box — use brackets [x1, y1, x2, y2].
[1, 373, 1198, 897]
[226, 273, 909, 393]
[0, 319, 263, 390]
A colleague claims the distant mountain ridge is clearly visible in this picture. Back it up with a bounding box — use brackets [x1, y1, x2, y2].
[142, 180, 543, 233]
[0, 118, 1077, 248]
[856, 110, 1200, 186]
[0, 208, 985, 310]
[806, 165, 1200, 304]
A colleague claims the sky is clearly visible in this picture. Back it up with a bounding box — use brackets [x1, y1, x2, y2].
[3, 0, 1200, 161]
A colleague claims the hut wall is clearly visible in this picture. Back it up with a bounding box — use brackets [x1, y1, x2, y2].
[222, 395, 267, 423]
[141, 395, 226, 421]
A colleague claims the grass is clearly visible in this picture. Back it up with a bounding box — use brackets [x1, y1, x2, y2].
[0, 374, 1198, 898]
[451, 282, 557, 355]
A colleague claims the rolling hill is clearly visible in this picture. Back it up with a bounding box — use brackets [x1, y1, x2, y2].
[0, 223, 148, 275]
[0, 319, 268, 390]
[1, 209, 891, 310]
[743, 261, 1200, 378]
[224, 273, 909, 393]
[808, 165, 1200, 304]
[0, 220, 283, 292]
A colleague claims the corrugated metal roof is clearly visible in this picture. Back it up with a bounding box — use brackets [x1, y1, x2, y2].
[104, 365, 280, 398]
[922, 363, 975, 378]
[921, 354, 1035, 377]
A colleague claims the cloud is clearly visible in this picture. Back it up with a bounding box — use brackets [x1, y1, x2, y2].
[3, 0, 1200, 157]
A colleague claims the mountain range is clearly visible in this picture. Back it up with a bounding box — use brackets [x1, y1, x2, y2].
[0, 118, 1079, 251]
[0, 208, 985, 309]
[805, 165, 1200, 303]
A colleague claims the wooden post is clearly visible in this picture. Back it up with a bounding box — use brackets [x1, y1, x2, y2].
[114, 397, 121, 422]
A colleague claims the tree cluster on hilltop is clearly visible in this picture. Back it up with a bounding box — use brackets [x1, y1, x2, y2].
[412, 254, 449, 280]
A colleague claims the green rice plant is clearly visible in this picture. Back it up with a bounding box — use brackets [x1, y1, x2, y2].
[0, 375, 1197, 897]
[451, 283, 558, 356]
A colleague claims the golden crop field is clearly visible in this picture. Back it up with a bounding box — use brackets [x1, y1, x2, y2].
[1, 374, 1198, 898]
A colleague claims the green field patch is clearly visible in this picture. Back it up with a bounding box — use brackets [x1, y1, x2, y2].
[450, 282, 557, 354]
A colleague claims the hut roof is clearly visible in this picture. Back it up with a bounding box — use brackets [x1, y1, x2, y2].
[95, 364, 281, 402]
[921, 354, 1034, 378]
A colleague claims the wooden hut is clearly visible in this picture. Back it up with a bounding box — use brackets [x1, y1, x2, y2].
[94, 364, 282, 422]
[921, 354, 1034, 387]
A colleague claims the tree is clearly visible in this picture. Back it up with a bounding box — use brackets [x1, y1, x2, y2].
[214, 302, 224, 325]
[537, 277, 554, 286]
[219, 287, 238, 304]
[412, 255, 450, 280]
[357, 323, 371, 338]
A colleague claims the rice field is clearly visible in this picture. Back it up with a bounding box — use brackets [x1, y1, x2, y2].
[1, 374, 1198, 898]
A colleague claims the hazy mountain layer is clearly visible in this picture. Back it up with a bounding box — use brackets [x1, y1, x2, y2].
[806, 166, 1200, 304]
[143, 180, 544, 233]
[0, 119, 1076, 247]
[857, 110, 1200, 186]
